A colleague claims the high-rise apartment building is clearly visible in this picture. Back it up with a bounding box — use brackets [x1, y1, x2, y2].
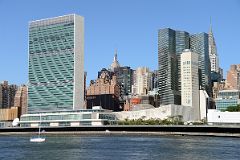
[132, 67, 153, 96]
[0, 81, 17, 109]
[158, 28, 180, 105]
[28, 14, 84, 113]
[226, 64, 240, 90]
[181, 49, 200, 120]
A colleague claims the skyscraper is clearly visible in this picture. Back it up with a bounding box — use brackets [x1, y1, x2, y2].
[181, 49, 200, 120]
[175, 31, 190, 92]
[158, 28, 212, 105]
[190, 33, 211, 95]
[158, 28, 180, 105]
[28, 14, 84, 113]
[208, 22, 219, 73]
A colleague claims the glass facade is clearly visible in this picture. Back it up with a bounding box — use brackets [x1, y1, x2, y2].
[28, 14, 84, 113]
[158, 29, 212, 105]
[215, 90, 240, 110]
[175, 31, 190, 93]
[115, 66, 133, 97]
[215, 99, 238, 111]
[20, 109, 117, 127]
[158, 28, 180, 105]
[190, 33, 211, 95]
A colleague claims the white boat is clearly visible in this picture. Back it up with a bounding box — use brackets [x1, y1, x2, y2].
[30, 114, 45, 143]
[30, 137, 45, 143]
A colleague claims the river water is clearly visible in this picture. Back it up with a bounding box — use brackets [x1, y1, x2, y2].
[0, 134, 239, 160]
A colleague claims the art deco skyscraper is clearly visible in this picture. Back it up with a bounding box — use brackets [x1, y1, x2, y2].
[28, 14, 84, 113]
[208, 22, 219, 73]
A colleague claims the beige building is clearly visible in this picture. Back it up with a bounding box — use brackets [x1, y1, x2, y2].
[87, 71, 120, 97]
[0, 107, 19, 121]
[0, 84, 27, 121]
[212, 81, 226, 99]
[14, 85, 28, 115]
[226, 64, 240, 90]
[181, 49, 200, 121]
[132, 67, 153, 96]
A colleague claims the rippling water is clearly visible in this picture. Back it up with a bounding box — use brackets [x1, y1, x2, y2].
[0, 134, 239, 160]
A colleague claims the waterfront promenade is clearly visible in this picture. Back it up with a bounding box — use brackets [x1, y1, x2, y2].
[1, 125, 240, 137]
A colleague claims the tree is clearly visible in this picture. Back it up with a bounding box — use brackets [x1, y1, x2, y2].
[225, 105, 240, 112]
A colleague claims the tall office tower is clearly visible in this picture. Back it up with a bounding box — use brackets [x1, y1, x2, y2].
[175, 31, 190, 92]
[132, 67, 153, 96]
[226, 64, 240, 90]
[0, 81, 17, 108]
[181, 49, 200, 120]
[158, 28, 180, 105]
[208, 22, 219, 73]
[190, 33, 211, 95]
[28, 14, 84, 113]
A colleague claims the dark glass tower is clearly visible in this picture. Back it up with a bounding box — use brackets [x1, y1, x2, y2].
[175, 31, 190, 93]
[190, 33, 212, 96]
[158, 28, 212, 105]
[158, 28, 180, 105]
[115, 66, 133, 97]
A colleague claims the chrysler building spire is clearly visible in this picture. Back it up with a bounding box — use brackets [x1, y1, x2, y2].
[208, 18, 219, 73]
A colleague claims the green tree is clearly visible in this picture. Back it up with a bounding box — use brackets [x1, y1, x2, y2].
[225, 105, 240, 112]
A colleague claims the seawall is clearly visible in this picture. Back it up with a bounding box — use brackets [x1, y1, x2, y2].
[0, 125, 240, 137]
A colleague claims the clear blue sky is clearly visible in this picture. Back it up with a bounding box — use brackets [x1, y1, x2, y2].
[0, 0, 240, 85]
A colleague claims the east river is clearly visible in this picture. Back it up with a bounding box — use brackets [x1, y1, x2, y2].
[0, 134, 239, 160]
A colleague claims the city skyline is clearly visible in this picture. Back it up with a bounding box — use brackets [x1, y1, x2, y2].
[0, 0, 240, 85]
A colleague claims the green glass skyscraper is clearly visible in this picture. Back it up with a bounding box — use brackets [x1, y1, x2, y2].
[28, 14, 84, 113]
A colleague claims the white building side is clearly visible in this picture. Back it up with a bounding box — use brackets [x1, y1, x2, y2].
[181, 49, 200, 121]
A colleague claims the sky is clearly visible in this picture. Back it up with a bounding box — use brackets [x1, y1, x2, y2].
[0, 0, 240, 85]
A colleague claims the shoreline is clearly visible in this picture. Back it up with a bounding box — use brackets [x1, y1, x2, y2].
[1, 131, 240, 138]
[1, 125, 240, 137]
